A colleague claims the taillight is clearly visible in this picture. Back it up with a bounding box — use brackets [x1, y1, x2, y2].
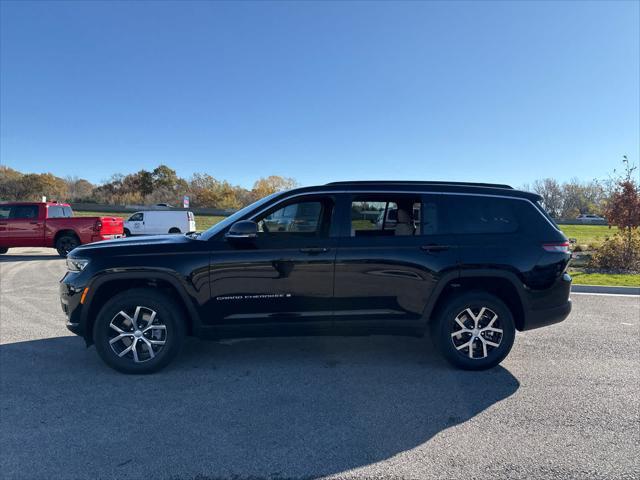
[94, 220, 103, 232]
[542, 242, 569, 253]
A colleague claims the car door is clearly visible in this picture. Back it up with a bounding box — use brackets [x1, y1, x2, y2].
[207, 194, 338, 327]
[127, 212, 145, 235]
[333, 193, 459, 328]
[8, 205, 44, 247]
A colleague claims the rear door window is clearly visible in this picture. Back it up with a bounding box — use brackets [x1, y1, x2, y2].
[10, 205, 39, 219]
[0, 206, 10, 219]
[350, 197, 421, 237]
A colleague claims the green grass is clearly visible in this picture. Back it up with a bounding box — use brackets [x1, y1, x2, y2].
[559, 224, 617, 249]
[569, 270, 640, 287]
[73, 210, 225, 231]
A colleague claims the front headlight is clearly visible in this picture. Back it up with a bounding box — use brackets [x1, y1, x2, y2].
[66, 258, 89, 272]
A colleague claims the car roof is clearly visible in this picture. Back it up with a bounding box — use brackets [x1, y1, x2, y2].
[0, 201, 70, 207]
[276, 181, 542, 202]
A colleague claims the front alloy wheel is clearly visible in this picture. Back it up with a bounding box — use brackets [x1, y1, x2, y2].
[108, 306, 167, 363]
[94, 288, 185, 374]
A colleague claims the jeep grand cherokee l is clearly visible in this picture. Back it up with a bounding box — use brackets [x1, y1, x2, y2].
[59, 181, 572, 374]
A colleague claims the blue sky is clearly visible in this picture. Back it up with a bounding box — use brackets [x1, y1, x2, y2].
[1, 0, 638, 188]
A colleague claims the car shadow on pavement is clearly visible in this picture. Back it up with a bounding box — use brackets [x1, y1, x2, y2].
[0, 335, 520, 479]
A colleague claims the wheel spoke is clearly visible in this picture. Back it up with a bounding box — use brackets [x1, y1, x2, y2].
[142, 339, 155, 359]
[464, 308, 475, 324]
[485, 313, 498, 329]
[143, 310, 157, 329]
[109, 333, 132, 345]
[484, 327, 503, 335]
[132, 307, 142, 330]
[118, 341, 134, 357]
[468, 338, 475, 358]
[480, 338, 488, 358]
[485, 339, 501, 348]
[116, 311, 135, 329]
[451, 329, 471, 338]
[109, 323, 125, 334]
[476, 307, 486, 324]
[456, 340, 471, 351]
[454, 317, 468, 330]
[148, 339, 166, 345]
[143, 324, 166, 333]
[131, 340, 140, 363]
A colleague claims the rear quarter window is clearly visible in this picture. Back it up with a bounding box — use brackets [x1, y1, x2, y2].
[441, 195, 519, 234]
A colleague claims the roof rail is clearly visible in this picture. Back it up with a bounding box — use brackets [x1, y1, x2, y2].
[325, 180, 513, 189]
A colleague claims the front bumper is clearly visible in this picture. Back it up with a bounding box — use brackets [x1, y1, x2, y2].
[59, 280, 85, 336]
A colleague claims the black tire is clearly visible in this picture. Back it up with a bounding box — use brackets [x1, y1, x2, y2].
[93, 288, 186, 374]
[55, 234, 80, 257]
[0, 247, 8, 254]
[168, 227, 181, 234]
[123, 228, 131, 237]
[430, 291, 515, 370]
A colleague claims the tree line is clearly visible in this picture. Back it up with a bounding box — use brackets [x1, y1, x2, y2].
[0, 165, 297, 210]
[0, 161, 633, 218]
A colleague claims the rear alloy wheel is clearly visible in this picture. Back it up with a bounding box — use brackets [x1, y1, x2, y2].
[55, 234, 79, 257]
[168, 227, 181, 234]
[94, 289, 185, 374]
[450, 307, 504, 360]
[0, 247, 8, 254]
[432, 292, 515, 370]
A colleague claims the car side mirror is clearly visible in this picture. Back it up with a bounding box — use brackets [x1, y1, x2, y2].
[226, 220, 258, 240]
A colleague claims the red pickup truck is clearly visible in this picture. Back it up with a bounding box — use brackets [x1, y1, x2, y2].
[0, 202, 124, 257]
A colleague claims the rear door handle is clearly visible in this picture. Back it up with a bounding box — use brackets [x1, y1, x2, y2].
[421, 244, 450, 253]
[300, 247, 330, 254]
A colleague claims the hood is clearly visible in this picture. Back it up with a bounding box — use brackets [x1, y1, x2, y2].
[70, 234, 193, 256]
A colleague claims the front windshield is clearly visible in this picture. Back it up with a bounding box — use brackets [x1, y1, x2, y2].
[197, 191, 283, 241]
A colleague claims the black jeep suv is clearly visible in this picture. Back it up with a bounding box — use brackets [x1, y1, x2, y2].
[60, 181, 572, 374]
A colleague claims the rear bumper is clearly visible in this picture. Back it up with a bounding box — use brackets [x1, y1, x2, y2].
[520, 272, 572, 331]
[90, 234, 123, 243]
[522, 299, 572, 331]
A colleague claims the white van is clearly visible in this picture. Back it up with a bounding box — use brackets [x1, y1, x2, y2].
[123, 211, 196, 236]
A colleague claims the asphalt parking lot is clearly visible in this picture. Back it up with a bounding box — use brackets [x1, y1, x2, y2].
[1, 247, 638, 480]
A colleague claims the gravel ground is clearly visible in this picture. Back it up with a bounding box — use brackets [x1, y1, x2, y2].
[1, 248, 638, 480]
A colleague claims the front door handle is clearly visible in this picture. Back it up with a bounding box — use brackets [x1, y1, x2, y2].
[421, 244, 450, 253]
[300, 247, 330, 254]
